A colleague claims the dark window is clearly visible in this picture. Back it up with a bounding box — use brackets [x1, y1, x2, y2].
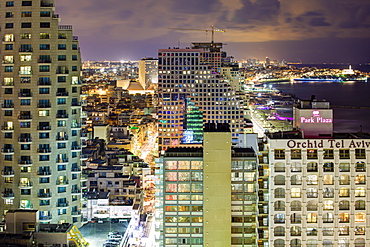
[58, 44, 66, 50]
[39, 132, 49, 139]
[40, 11, 50, 17]
[39, 44, 50, 50]
[6, 1, 14, 7]
[58, 55, 66, 61]
[6, 12, 14, 18]
[20, 99, 31, 105]
[5, 66, 13, 72]
[22, 1, 32, 6]
[39, 88, 50, 94]
[21, 22, 32, 28]
[4, 110, 12, 116]
[4, 88, 12, 94]
[5, 44, 13, 50]
[72, 66, 77, 71]
[5, 23, 14, 28]
[72, 44, 78, 50]
[4, 132, 12, 138]
[57, 76, 66, 82]
[72, 55, 77, 61]
[39, 65, 50, 72]
[40, 22, 50, 28]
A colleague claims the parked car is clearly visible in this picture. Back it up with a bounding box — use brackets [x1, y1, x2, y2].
[110, 218, 119, 223]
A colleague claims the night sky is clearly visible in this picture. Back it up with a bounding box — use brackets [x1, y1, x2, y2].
[57, 0, 370, 63]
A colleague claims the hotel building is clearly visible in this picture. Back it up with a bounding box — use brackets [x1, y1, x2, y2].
[155, 124, 267, 246]
[0, 0, 83, 225]
[267, 98, 369, 247]
[158, 43, 244, 151]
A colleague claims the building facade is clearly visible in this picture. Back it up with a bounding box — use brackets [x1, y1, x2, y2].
[0, 0, 83, 225]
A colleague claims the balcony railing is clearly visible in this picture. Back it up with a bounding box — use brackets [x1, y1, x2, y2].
[1, 148, 14, 153]
[71, 124, 81, 128]
[39, 215, 52, 220]
[58, 25, 72, 30]
[2, 60, 14, 64]
[18, 115, 32, 120]
[71, 102, 82, 106]
[38, 126, 51, 130]
[19, 71, 32, 75]
[37, 104, 51, 108]
[56, 202, 69, 207]
[71, 167, 81, 172]
[1, 170, 14, 176]
[56, 70, 69, 74]
[19, 160, 32, 165]
[18, 92, 32, 97]
[38, 193, 52, 198]
[2, 38, 14, 42]
[38, 81, 51, 86]
[37, 171, 51, 176]
[18, 137, 32, 142]
[56, 180, 69, 185]
[56, 159, 69, 163]
[71, 210, 81, 215]
[2, 82, 14, 86]
[19, 48, 33, 52]
[71, 189, 81, 194]
[37, 148, 51, 153]
[56, 136, 68, 141]
[56, 92, 68, 96]
[19, 182, 33, 188]
[2, 104, 14, 108]
[2, 193, 14, 198]
[38, 59, 52, 63]
[56, 114, 68, 118]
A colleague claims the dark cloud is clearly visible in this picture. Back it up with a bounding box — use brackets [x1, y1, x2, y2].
[232, 0, 281, 23]
[171, 0, 222, 15]
[291, 11, 330, 27]
[309, 17, 330, 27]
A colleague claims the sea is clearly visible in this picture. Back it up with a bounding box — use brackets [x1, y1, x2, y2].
[272, 64, 370, 133]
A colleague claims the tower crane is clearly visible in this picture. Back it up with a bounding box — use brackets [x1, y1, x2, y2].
[168, 25, 226, 43]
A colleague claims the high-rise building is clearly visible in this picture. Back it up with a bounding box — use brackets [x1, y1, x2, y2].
[158, 44, 244, 151]
[0, 0, 83, 225]
[154, 124, 265, 246]
[138, 57, 158, 90]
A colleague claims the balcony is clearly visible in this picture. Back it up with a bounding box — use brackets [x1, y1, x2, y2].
[37, 103, 51, 108]
[56, 159, 69, 164]
[37, 171, 51, 177]
[56, 92, 68, 97]
[71, 167, 82, 173]
[2, 103, 14, 109]
[18, 115, 32, 120]
[1, 148, 14, 154]
[41, 2, 54, 7]
[19, 71, 33, 75]
[71, 210, 82, 216]
[56, 202, 69, 208]
[71, 124, 82, 129]
[1, 170, 14, 177]
[18, 92, 32, 98]
[37, 148, 51, 153]
[2, 193, 14, 199]
[56, 180, 69, 186]
[2, 37, 14, 42]
[1, 126, 14, 132]
[56, 136, 68, 141]
[71, 189, 81, 195]
[2, 60, 14, 64]
[38, 59, 52, 63]
[2, 81, 14, 87]
[56, 69, 69, 74]
[53, 14, 59, 18]
[19, 182, 33, 189]
[38, 126, 51, 131]
[81, 173, 88, 181]
[38, 193, 52, 198]
[18, 137, 32, 143]
[80, 154, 89, 161]
[56, 114, 68, 119]
[39, 215, 52, 222]
[18, 160, 33, 167]
[38, 81, 51, 86]
[71, 102, 82, 107]
[19, 48, 33, 52]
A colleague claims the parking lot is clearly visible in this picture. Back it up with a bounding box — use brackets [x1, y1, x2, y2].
[79, 220, 129, 247]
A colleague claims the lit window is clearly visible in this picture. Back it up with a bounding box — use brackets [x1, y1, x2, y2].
[355, 187, 366, 197]
[291, 188, 301, 198]
[307, 149, 317, 159]
[339, 187, 350, 197]
[307, 213, 317, 223]
[355, 212, 366, 223]
[339, 212, 350, 223]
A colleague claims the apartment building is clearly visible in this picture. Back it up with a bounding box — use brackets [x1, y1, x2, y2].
[158, 44, 244, 151]
[155, 124, 265, 246]
[0, 0, 83, 225]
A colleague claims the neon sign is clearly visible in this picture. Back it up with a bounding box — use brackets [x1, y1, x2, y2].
[301, 110, 332, 124]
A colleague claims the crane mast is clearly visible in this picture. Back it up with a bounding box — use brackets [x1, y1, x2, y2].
[168, 25, 226, 43]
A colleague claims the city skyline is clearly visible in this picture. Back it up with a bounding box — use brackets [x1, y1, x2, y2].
[57, 0, 370, 63]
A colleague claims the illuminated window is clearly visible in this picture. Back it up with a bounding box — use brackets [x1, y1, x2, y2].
[323, 213, 334, 223]
[274, 226, 285, 236]
[291, 188, 301, 198]
[307, 162, 318, 172]
[165, 183, 177, 193]
[323, 228, 334, 236]
[323, 162, 334, 172]
[164, 172, 177, 181]
[355, 187, 366, 197]
[291, 149, 301, 159]
[274, 201, 285, 211]
[339, 225, 349, 235]
[165, 228, 177, 234]
[191, 183, 202, 193]
[191, 171, 202, 181]
[307, 188, 317, 198]
[291, 175, 302, 185]
[307, 149, 317, 159]
[274, 188, 285, 198]
[178, 161, 190, 170]
[355, 162, 366, 172]
[291, 201, 301, 211]
[165, 161, 177, 170]
[355, 238, 365, 247]
[178, 172, 190, 181]
[178, 184, 190, 193]
[307, 213, 317, 223]
[165, 195, 177, 200]
[339, 200, 350, 210]
[323, 187, 334, 198]
[307, 228, 317, 236]
[340, 175, 350, 185]
[274, 213, 285, 223]
[355, 226, 365, 235]
[355, 212, 366, 223]
[165, 217, 177, 223]
[355, 149, 366, 159]
[323, 175, 333, 185]
[38, 110, 49, 117]
[274, 175, 285, 185]
[339, 212, 350, 223]
[323, 200, 334, 210]
[307, 175, 318, 185]
[339, 163, 350, 172]
[191, 161, 202, 170]
[290, 226, 301, 236]
[274, 162, 285, 172]
[307, 201, 318, 211]
[291, 162, 302, 172]
[290, 213, 301, 223]
[178, 195, 190, 200]
[274, 149, 285, 159]
[165, 206, 177, 212]
[355, 174, 366, 184]
[339, 187, 350, 197]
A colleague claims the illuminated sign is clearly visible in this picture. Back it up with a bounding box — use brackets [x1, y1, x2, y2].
[300, 110, 332, 123]
[287, 139, 370, 149]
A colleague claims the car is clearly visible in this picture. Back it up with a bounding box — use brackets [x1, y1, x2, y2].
[108, 234, 122, 240]
[110, 218, 119, 223]
[106, 239, 120, 244]
[98, 219, 104, 223]
[108, 231, 120, 236]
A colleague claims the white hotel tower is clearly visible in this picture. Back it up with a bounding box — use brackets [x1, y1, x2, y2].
[266, 97, 369, 247]
[0, 0, 83, 225]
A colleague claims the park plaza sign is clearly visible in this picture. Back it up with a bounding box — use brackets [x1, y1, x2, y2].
[287, 139, 370, 149]
[300, 110, 332, 124]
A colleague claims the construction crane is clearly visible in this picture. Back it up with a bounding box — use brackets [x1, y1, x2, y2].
[168, 25, 226, 43]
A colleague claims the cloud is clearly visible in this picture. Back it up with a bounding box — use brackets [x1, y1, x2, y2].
[231, 0, 281, 23]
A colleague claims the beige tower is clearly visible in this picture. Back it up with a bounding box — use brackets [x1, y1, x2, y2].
[0, 0, 83, 225]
